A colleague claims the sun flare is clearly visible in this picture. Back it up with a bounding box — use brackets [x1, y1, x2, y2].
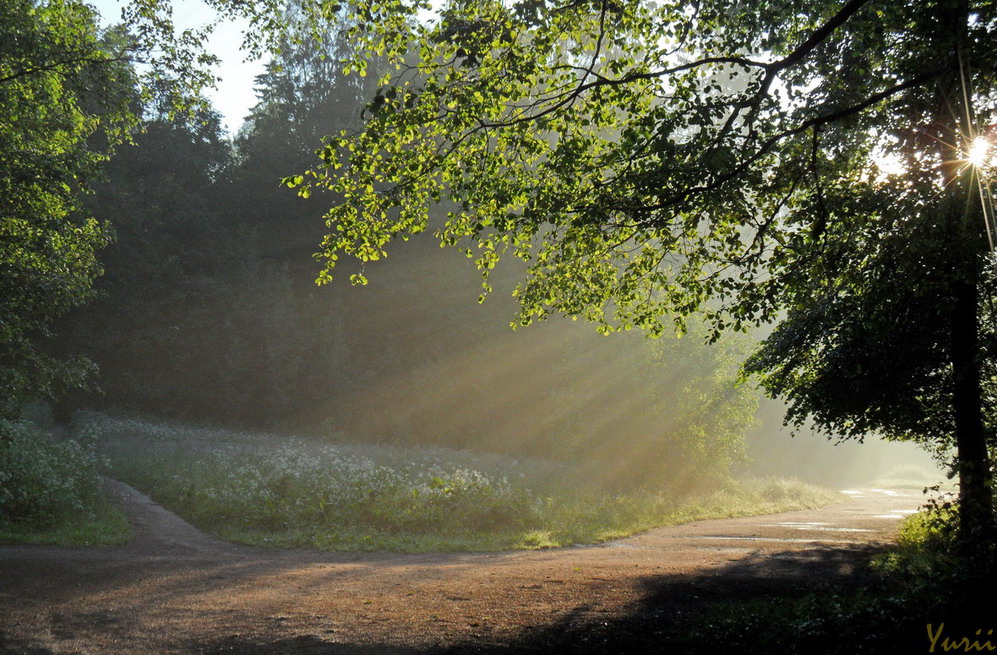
[967, 136, 991, 168]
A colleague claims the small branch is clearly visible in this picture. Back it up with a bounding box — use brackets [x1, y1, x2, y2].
[809, 125, 830, 241]
[0, 54, 137, 86]
[769, 0, 873, 75]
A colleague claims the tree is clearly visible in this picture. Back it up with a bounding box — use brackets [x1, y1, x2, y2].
[0, 0, 138, 419]
[240, 0, 373, 162]
[288, 0, 997, 562]
[233, 0, 379, 261]
[0, 0, 331, 420]
[54, 3, 393, 429]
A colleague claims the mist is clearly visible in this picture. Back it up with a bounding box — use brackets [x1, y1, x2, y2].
[745, 399, 946, 488]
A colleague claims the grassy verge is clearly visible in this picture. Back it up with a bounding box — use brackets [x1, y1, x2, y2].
[0, 419, 131, 547]
[80, 412, 838, 552]
[201, 477, 840, 552]
[0, 496, 131, 546]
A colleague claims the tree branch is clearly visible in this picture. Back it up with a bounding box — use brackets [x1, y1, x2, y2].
[769, 0, 873, 75]
[0, 55, 136, 86]
[476, 0, 875, 135]
[631, 69, 944, 217]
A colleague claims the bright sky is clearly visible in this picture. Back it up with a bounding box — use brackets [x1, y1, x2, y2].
[90, 0, 267, 133]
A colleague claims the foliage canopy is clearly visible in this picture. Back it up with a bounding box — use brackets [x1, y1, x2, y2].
[0, 0, 313, 418]
[0, 0, 137, 416]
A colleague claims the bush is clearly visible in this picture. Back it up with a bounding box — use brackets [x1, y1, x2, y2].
[0, 419, 105, 527]
[872, 497, 961, 578]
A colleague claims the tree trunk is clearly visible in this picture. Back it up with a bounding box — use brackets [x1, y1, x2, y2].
[949, 267, 995, 568]
[936, 0, 995, 569]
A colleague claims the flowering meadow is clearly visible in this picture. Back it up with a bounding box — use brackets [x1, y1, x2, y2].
[78, 412, 839, 551]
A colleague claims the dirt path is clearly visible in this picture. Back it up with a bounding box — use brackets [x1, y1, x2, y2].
[0, 484, 925, 654]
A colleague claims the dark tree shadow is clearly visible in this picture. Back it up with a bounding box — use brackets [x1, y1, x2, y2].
[197, 543, 963, 655]
[0, 632, 57, 655]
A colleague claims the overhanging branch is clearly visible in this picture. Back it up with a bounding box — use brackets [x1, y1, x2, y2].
[0, 54, 137, 86]
[630, 69, 944, 218]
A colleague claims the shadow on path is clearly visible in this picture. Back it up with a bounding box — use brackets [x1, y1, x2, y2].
[196, 544, 911, 655]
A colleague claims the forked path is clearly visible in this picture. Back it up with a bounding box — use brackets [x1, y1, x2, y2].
[0, 482, 926, 654]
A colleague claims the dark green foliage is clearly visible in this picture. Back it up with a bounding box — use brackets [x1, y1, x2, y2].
[0, 419, 103, 526]
[56, 106, 356, 427]
[57, 4, 371, 427]
[0, 0, 266, 417]
[742, 219, 980, 468]
[231, 0, 381, 263]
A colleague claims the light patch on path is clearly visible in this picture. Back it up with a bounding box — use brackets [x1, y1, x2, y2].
[869, 489, 905, 496]
[874, 509, 920, 519]
[762, 524, 875, 533]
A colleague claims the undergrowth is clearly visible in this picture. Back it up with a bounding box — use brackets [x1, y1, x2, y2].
[80, 412, 839, 552]
[660, 499, 994, 654]
[0, 419, 131, 546]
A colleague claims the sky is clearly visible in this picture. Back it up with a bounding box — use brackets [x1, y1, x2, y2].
[90, 0, 267, 133]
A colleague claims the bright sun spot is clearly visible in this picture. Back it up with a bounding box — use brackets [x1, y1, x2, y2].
[874, 151, 907, 177]
[968, 136, 991, 168]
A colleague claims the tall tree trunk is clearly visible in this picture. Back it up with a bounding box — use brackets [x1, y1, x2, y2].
[937, 0, 995, 569]
[949, 264, 994, 568]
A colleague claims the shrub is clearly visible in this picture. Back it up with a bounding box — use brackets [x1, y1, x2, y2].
[0, 419, 105, 527]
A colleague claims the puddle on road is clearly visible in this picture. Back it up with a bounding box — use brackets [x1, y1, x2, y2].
[869, 488, 905, 496]
[762, 523, 874, 533]
[696, 536, 869, 545]
[595, 542, 637, 549]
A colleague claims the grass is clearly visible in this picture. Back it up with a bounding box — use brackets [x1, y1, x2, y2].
[78, 412, 840, 552]
[0, 496, 132, 546]
[867, 462, 952, 491]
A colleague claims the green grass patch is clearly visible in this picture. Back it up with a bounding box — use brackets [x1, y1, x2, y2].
[867, 462, 952, 491]
[0, 496, 131, 546]
[80, 412, 839, 552]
